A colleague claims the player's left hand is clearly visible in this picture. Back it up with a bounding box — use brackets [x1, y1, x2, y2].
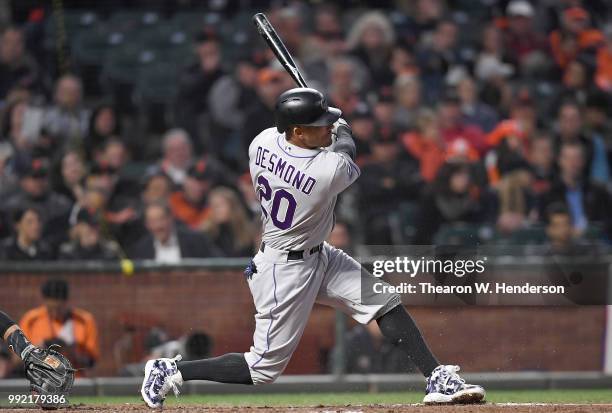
[332, 118, 351, 143]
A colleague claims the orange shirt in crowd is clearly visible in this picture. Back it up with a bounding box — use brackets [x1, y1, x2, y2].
[19, 305, 100, 363]
[485, 120, 529, 185]
[402, 132, 446, 182]
[596, 46, 612, 91]
[169, 191, 210, 229]
[550, 29, 604, 69]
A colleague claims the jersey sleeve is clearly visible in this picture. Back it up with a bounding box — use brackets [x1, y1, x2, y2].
[327, 151, 361, 194]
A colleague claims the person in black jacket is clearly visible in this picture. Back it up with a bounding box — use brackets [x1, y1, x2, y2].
[175, 30, 225, 153]
[129, 202, 221, 262]
[0, 158, 72, 252]
[1, 206, 53, 260]
[59, 209, 119, 260]
[358, 126, 422, 244]
[414, 161, 493, 244]
[540, 141, 611, 237]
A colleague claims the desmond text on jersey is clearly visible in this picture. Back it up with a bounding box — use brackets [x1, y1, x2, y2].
[255, 146, 317, 195]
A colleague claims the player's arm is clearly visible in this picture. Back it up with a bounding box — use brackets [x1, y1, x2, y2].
[1, 310, 74, 397]
[331, 118, 356, 161]
[327, 120, 361, 194]
[1, 311, 33, 358]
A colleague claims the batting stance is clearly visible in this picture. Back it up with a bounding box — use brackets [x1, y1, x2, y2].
[0, 311, 74, 402]
[141, 88, 485, 407]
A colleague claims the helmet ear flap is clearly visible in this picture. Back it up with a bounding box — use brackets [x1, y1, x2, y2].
[275, 112, 287, 133]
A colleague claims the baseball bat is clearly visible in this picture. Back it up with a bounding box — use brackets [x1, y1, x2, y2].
[253, 12, 308, 88]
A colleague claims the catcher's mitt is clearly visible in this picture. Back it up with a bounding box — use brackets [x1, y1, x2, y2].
[23, 345, 75, 404]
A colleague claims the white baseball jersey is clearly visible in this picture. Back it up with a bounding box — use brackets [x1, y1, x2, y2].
[244, 126, 400, 385]
[248, 127, 360, 250]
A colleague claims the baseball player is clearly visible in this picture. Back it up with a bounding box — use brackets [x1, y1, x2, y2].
[141, 88, 485, 407]
[0, 310, 74, 400]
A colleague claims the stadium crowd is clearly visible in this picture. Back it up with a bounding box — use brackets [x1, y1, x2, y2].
[1, 0, 612, 262]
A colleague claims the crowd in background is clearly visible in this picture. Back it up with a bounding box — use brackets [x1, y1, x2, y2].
[1, 0, 612, 263]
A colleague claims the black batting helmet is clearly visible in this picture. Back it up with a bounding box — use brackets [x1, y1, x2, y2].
[275, 88, 341, 133]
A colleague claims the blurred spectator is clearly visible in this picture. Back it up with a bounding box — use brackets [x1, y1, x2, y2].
[583, 91, 612, 168]
[208, 51, 262, 165]
[0, 141, 17, 196]
[158, 128, 193, 186]
[544, 202, 583, 254]
[1, 206, 53, 260]
[477, 24, 512, 81]
[236, 172, 260, 219]
[359, 127, 421, 244]
[476, 25, 515, 111]
[84, 104, 121, 162]
[20, 279, 99, 374]
[485, 95, 537, 186]
[549, 6, 604, 70]
[59, 209, 119, 260]
[390, 44, 419, 79]
[328, 57, 365, 118]
[554, 101, 609, 182]
[1, 98, 37, 156]
[392, 74, 422, 131]
[52, 150, 86, 204]
[129, 202, 220, 262]
[302, 4, 347, 89]
[200, 187, 255, 257]
[372, 86, 396, 126]
[120, 330, 212, 377]
[141, 170, 173, 206]
[595, 24, 612, 92]
[414, 161, 492, 244]
[0, 26, 41, 100]
[330, 322, 414, 374]
[348, 11, 396, 88]
[175, 30, 225, 152]
[348, 102, 376, 165]
[503, 0, 549, 73]
[548, 59, 591, 116]
[417, 19, 460, 102]
[401, 109, 446, 183]
[457, 76, 499, 133]
[0, 158, 71, 248]
[88, 161, 138, 218]
[527, 133, 555, 196]
[148, 331, 212, 361]
[541, 141, 611, 236]
[272, 6, 305, 58]
[437, 90, 487, 155]
[496, 162, 537, 234]
[402, 0, 446, 45]
[42, 74, 89, 145]
[241, 67, 292, 153]
[169, 159, 212, 230]
[100, 138, 130, 172]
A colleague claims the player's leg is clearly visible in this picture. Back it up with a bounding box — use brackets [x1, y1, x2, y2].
[376, 305, 439, 376]
[316, 243, 485, 404]
[1, 311, 34, 359]
[315, 245, 437, 373]
[141, 248, 325, 407]
[241, 250, 325, 385]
